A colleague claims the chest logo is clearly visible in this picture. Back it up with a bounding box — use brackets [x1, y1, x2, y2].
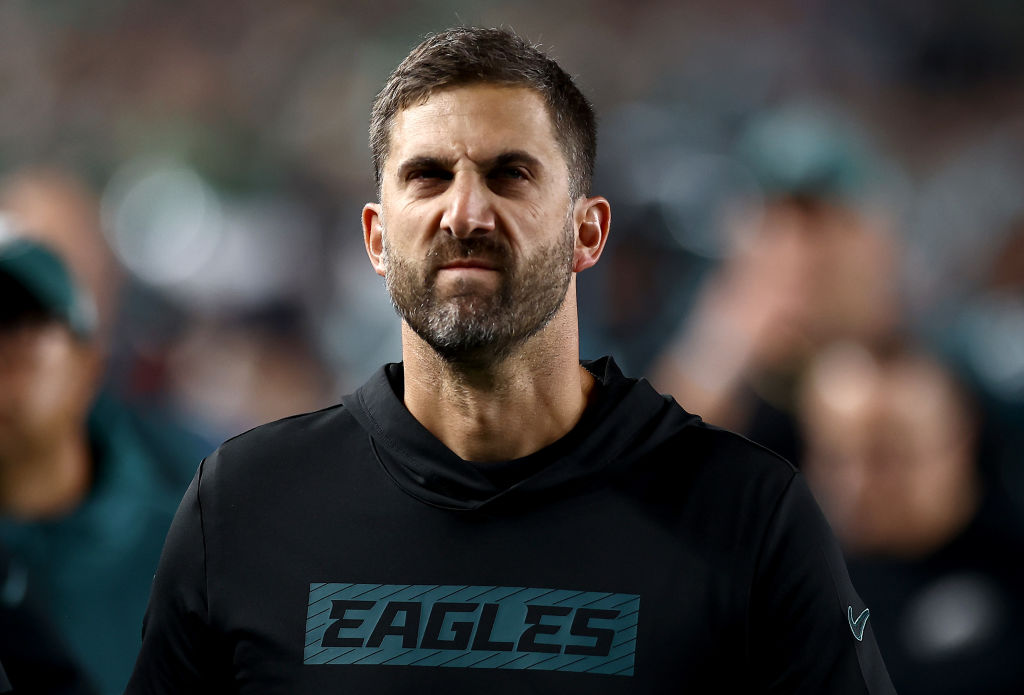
[848, 606, 870, 641]
[304, 583, 640, 676]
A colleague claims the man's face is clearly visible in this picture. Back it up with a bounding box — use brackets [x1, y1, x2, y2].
[800, 350, 975, 555]
[0, 318, 96, 459]
[368, 85, 577, 364]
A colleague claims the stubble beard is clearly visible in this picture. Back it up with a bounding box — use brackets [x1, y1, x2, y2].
[382, 218, 575, 366]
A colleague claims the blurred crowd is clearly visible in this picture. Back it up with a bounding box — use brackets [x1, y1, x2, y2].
[1, 0, 1023, 693]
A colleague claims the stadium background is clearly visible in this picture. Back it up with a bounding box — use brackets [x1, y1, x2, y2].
[1, 1, 1023, 691]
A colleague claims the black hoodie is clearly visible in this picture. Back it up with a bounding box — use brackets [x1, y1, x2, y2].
[126, 358, 895, 694]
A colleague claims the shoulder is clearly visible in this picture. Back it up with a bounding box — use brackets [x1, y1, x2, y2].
[648, 408, 797, 497]
[616, 407, 803, 544]
[684, 418, 795, 479]
[200, 403, 358, 485]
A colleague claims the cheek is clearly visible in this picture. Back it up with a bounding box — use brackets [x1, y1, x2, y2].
[33, 340, 79, 413]
[382, 217, 430, 260]
[0, 333, 82, 430]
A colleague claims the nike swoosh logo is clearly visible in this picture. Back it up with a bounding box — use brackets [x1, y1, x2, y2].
[848, 606, 870, 641]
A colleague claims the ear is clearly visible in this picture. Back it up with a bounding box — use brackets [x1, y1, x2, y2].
[572, 195, 611, 273]
[362, 203, 386, 277]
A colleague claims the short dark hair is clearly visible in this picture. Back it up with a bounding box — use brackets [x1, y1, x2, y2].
[370, 27, 596, 200]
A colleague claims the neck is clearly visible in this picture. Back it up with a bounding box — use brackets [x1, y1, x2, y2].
[0, 427, 93, 520]
[401, 298, 595, 462]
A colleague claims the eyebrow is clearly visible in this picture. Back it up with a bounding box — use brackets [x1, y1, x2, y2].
[396, 156, 454, 179]
[395, 150, 544, 180]
[491, 150, 543, 172]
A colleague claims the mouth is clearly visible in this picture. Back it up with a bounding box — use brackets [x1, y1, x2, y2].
[439, 259, 499, 271]
[432, 258, 504, 291]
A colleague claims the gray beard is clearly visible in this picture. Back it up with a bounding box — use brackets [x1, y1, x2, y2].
[382, 222, 575, 365]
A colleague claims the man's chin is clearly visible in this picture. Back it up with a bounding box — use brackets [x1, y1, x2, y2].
[414, 314, 519, 366]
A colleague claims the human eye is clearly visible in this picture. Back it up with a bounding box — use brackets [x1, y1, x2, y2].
[486, 164, 533, 196]
[407, 168, 452, 182]
[491, 166, 528, 180]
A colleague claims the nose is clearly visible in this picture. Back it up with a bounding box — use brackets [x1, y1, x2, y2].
[439, 174, 496, 238]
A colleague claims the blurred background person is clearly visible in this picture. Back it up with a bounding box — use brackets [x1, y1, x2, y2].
[1, 539, 97, 695]
[0, 167, 122, 348]
[0, 228, 202, 694]
[799, 341, 1024, 695]
[650, 107, 903, 464]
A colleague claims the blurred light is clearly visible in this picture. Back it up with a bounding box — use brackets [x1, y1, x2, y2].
[962, 296, 1024, 400]
[101, 159, 223, 288]
[102, 158, 321, 313]
[902, 573, 1000, 659]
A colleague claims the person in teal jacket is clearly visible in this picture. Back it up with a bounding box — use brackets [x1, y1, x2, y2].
[0, 234, 203, 694]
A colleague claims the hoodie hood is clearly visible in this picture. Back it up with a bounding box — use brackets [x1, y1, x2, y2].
[341, 357, 700, 511]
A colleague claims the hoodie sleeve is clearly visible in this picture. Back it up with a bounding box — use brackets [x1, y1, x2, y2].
[124, 458, 231, 694]
[748, 472, 897, 694]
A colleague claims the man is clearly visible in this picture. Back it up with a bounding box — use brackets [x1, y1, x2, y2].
[0, 229, 201, 694]
[651, 108, 901, 466]
[800, 342, 1024, 694]
[127, 27, 895, 693]
[0, 234, 101, 695]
